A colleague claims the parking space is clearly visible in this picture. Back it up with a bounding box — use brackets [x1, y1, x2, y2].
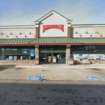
[0, 67, 27, 80]
[0, 66, 105, 81]
[47, 67, 80, 80]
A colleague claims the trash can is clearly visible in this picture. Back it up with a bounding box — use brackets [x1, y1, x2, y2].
[68, 58, 74, 65]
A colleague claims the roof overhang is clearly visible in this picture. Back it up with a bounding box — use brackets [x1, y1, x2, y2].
[1, 42, 105, 46]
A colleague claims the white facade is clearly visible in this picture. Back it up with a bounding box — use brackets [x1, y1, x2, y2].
[0, 11, 105, 39]
[39, 12, 68, 37]
[72, 25, 105, 37]
[0, 27, 35, 39]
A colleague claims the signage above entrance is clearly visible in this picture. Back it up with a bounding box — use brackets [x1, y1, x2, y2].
[43, 25, 64, 32]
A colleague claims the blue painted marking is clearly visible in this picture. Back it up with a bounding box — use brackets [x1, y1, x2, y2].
[28, 76, 42, 80]
[85, 76, 103, 81]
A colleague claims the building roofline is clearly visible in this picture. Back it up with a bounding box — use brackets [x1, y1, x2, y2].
[0, 25, 36, 28]
[34, 10, 72, 22]
[71, 24, 105, 27]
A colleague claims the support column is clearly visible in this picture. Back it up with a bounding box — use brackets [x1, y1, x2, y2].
[67, 22, 71, 37]
[35, 22, 39, 38]
[66, 45, 71, 64]
[35, 45, 39, 65]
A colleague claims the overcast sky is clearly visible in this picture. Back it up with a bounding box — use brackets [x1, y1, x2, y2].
[0, 0, 105, 25]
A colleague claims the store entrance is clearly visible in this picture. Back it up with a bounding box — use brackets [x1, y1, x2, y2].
[39, 46, 66, 64]
[53, 53, 65, 63]
[39, 52, 66, 64]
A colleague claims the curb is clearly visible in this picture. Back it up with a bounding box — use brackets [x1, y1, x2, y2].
[62, 66, 105, 68]
[0, 65, 105, 69]
[0, 66, 48, 68]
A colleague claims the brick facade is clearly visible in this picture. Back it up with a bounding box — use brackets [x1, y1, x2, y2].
[0, 60, 35, 64]
[66, 45, 71, 64]
[35, 45, 39, 65]
[74, 60, 105, 64]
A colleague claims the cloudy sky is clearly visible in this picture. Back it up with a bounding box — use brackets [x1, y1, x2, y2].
[0, 0, 105, 25]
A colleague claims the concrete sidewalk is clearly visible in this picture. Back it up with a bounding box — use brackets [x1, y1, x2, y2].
[0, 64, 105, 68]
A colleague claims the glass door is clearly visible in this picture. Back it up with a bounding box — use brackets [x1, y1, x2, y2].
[58, 53, 66, 64]
[39, 53, 46, 63]
[46, 53, 52, 63]
[53, 53, 59, 63]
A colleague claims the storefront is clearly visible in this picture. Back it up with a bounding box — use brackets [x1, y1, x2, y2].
[39, 46, 66, 64]
[71, 45, 105, 60]
[0, 46, 35, 60]
[0, 10, 105, 64]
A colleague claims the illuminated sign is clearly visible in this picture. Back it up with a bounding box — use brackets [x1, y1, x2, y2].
[43, 25, 64, 32]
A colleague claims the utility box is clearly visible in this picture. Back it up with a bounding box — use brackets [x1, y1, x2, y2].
[68, 58, 74, 65]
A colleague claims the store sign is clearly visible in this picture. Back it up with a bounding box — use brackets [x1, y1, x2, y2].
[30, 50, 35, 56]
[43, 25, 64, 32]
[67, 53, 70, 56]
[23, 48, 27, 53]
[36, 52, 38, 55]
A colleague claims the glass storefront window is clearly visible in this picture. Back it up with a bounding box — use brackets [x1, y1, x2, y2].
[0, 55, 35, 60]
[58, 46, 66, 51]
[46, 46, 52, 51]
[71, 45, 105, 61]
[53, 46, 58, 51]
[71, 45, 105, 54]
[39, 53, 46, 62]
[0, 46, 35, 60]
[39, 47, 45, 51]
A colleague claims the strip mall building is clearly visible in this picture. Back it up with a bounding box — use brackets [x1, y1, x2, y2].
[0, 10, 105, 64]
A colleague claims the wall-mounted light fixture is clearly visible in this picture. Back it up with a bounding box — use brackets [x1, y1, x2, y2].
[95, 31, 99, 34]
[1, 32, 3, 35]
[6, 35, 9, 38]
[80, 35, 82, 37]
[16, 35, 18, 38]
[85, 31, 89, 34]
[100, 34, 102, 37]
[75, 31, 78, 34]
[10, 33, 13, 35]
[25, 35, 27, 38]
[90, 34, 92, 37]
[20, 32, 22, 35]
[29, 32, 31, 35]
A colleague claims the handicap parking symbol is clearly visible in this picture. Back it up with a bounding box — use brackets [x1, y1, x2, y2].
[28, 76, 42, 80]
[85, 76, 103, 81]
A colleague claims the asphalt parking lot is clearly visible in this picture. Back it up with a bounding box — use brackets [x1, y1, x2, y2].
[0, 65, 105, 81]
[0, 65, 105, 105]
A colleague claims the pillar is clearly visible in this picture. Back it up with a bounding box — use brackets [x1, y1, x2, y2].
[35, 45, 39, 65]
[67, 22, 71, 37]
[66, 45, 71, 64]
[35, 22, 39, 38]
